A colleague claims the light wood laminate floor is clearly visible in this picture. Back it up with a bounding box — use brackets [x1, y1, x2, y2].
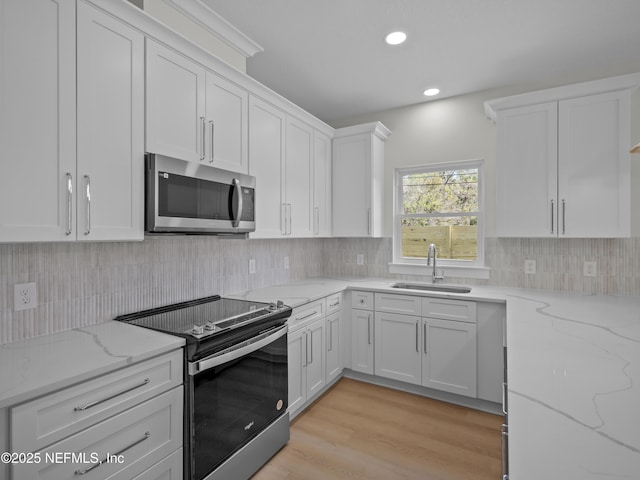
[253, 378, 502, 480]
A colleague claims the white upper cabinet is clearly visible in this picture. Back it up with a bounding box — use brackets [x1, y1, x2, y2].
[495, 102, 558, 237]
[0, 0, 144, 243]
[332, 122, 390, 237]
[248, 96, 285, 238]
[0, 0, 76, 242]
[205, 72, 248, 173]
[76, 0, 144, 241]
[558, 91, 630, 237]
[146, 40, 249, 173]
[145, 39, 206, 163]
[487, 74, 639, 238]
[313, 131, 332, 237]
[285, 116, 313, 237]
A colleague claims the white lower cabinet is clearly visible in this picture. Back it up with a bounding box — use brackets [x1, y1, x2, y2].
[325, 311, 342, 383]
[372, 292, 479, 399]
[10, 350, 183, 480]
[422, 317, 477, 397]
[374, 312, 421, 385]
[9, 350, 184, 480]
[351, 295, 375, 376]
[288, 306, 326, 417]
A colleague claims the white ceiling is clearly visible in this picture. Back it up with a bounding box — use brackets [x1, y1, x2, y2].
[202, 0, 640, 125]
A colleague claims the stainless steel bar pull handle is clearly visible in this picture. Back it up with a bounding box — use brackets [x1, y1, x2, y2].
[200, 116, 206, 160]
[367, 208, 371, 235]
[562, 199, 566, 235]
[74, 431, 150, 476]
[296, 310, 318, 322]
[73, 378, 150, 411]
[415, 322, 419, 352]
[66, 173, 73, 235]
[84, 175, 91, 235]
[209, 120, 215, 162]
[501, 424, 509, 480]
[550, 199, 554, 234]
[327, 322, 333, 352]
[424, 322, 428, 354]
[367, 314, 372, 345]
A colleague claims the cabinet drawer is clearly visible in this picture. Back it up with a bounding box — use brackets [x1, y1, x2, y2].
[12, 387, 183, 480]
[326, 293, 343, 314]
[422, 297, 477, 323]
[351, 291, 374, 310]
[375, 293, 421, 316]
[11, 349, 183, 452]
[132, 447, 182, 480]
[288, 299, 325, 332]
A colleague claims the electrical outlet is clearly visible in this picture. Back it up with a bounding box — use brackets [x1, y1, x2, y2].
[283, 256, 289, 270]
[524, 259, 536, 275]
[584, 261, 597, 277]
[14, 282, 38, 311]
[357, 254, 364, 265]
[248, 258, 256, 275]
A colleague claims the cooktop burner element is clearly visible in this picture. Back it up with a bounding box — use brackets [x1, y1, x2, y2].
[115, 295, 292, 361]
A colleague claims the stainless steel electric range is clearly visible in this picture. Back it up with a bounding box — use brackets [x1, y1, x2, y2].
[116, 295, 292, 480]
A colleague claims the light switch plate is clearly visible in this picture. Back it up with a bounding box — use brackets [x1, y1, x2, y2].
[283, 256, 289, 270]
[357, 254, 364, 265]
[248, 258, 256, 274]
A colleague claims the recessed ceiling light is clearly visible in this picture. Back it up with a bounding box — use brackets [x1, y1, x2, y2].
[423, 88, 440, 97]
[385, 31, 407, 45]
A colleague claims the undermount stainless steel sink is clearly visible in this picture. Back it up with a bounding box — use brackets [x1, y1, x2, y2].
[389, 282, 472, 294]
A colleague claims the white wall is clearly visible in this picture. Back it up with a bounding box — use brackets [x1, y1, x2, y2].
[333, 85, 640, 238]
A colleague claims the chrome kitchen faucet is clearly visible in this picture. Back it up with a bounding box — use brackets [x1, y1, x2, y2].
[427, 243, 445, 284]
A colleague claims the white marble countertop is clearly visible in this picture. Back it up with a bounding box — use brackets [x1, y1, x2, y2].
[0, 321, 184, 409]
[232, 276, 640, 479]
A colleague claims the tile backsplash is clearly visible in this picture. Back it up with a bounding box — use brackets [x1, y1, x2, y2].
[1, 236, 639, 344]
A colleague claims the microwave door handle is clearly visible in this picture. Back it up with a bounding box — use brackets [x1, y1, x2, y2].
[231, 178, 243, 228]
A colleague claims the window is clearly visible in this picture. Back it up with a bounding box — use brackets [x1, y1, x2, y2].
[392, 159, 485, 274]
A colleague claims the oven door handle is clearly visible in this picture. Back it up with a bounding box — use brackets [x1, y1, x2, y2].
[188, 324, 288, 375]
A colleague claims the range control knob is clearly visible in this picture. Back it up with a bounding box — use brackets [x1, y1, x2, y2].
[268, 302, 277, 311]
[276, 300, 284, 309]
[204, 321, 216, 331]
[192, 324, 205, 335]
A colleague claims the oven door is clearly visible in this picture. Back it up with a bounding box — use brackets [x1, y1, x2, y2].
[187, 324, 288, 480]
[146, 153, 255, 234]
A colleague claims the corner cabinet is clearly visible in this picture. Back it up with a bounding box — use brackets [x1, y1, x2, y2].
[332, 122, 391, 237]
[487, 73, 640, 238]
[0, 0, 144, 242]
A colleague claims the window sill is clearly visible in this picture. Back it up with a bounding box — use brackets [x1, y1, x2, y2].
[388, 262, 490, 280]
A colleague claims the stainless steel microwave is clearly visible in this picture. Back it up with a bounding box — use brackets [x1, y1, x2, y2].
[145, 153, 256, 235]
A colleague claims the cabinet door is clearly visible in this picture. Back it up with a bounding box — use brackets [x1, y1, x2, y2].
[287, 328, 306, 415]
[76, 1, 144, 241]
[306, 318, 326, 398]
[422, 318, 477, 398]
[374, 313, 421, 385]
[326, 311, 342, 383]
[332, 134, 371, 236]
[0, 0, 76, 242]
[495, 102, 558, 237]
[285, 116, 313, 237]
[146, 39, 205, 163]
[558, 91, 630, 237]
[313, 131, 332, 237]
[351, 309, 374, 375]
[205, 72, 248, 173]
[248, 96, 285, 238]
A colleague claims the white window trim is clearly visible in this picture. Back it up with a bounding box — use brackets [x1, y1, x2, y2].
[391, 159, 488, 279]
